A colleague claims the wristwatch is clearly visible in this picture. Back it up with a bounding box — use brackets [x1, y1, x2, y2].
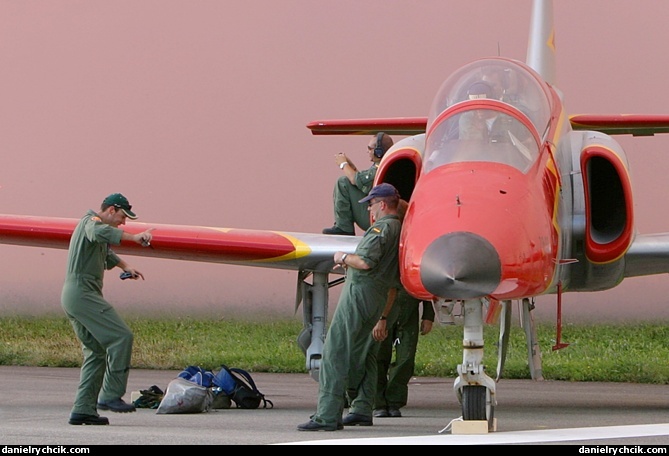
[339, 162, 348, 169]
[341, 253, 348, 265]
[379, 315, 387, 321]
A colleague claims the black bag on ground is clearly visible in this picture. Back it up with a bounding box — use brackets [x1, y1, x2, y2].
[213, 364, 273, 409]
[133, 385, 164, 409]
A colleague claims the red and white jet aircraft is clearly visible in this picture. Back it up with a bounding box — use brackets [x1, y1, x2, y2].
[2, 0, 669, 428]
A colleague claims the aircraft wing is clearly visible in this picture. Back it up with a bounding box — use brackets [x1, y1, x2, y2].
[0, 213, 362, 379]
[306, 114, 669, 137]
[306, 117, 427, 135]
[0, 214, 361, 274]
[624, 233, 669, 277]
[569, 114, 669, 136]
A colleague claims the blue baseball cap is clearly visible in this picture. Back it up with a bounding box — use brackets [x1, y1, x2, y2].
[359, 183, 400, 203]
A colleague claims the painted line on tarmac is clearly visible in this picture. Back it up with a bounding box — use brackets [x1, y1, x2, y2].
[279, 423, 669, 445]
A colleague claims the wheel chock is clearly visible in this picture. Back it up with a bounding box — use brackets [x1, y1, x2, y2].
[451, 419, 496, 434]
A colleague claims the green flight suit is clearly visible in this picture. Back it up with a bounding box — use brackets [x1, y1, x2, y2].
[311, 214, 401, 426]
[374, 289, 435, 411]
[331, 164, 377, 233]
[61, 210, 134, 416]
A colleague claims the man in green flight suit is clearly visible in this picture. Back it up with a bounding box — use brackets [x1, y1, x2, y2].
[344, 199, 434, 423]
[62, 193, 154, 426]
[298, 183, 402, 431]
[323, 132, 394, 235]
[374, 289, 434, 418]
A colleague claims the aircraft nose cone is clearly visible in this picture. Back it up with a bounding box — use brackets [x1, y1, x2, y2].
[420, 232, 501, 299]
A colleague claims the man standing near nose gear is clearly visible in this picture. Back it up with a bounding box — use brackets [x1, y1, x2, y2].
[299, 183, 402, 432]
[373, 289, 434, 418]
[62, 193, 154, 426]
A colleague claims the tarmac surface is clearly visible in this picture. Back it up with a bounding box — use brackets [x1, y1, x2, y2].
[2, 366, 669, 445]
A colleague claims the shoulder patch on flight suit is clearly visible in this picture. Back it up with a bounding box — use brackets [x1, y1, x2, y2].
[91, 216, 102, 222]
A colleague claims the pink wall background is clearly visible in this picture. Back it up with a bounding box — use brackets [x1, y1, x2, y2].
[2, 0, 669, 323]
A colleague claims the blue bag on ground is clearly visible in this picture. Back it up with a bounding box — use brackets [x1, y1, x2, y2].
[178, 365, 215, 387]
[213, 364, 273, 409]
[212, 366, 236, 393]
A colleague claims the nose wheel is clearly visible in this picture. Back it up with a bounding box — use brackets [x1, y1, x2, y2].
[454, 299, 497, 431]
[462, 384, 495, 430]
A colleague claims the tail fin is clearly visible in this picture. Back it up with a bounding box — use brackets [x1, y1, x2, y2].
[526, 0, 556, 85]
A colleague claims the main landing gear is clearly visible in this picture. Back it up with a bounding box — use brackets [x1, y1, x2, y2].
[295, 270, 338, 381]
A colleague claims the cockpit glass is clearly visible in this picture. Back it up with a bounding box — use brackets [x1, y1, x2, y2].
[427, 59, 550, 134]
[424, 109, 539, 173]
[423, 58, 550, 174]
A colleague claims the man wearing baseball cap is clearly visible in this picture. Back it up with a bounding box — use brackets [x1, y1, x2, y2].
[299, 183, 403, 431]
[62, 193, 154, 425]
[102, 193, 138, 219]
